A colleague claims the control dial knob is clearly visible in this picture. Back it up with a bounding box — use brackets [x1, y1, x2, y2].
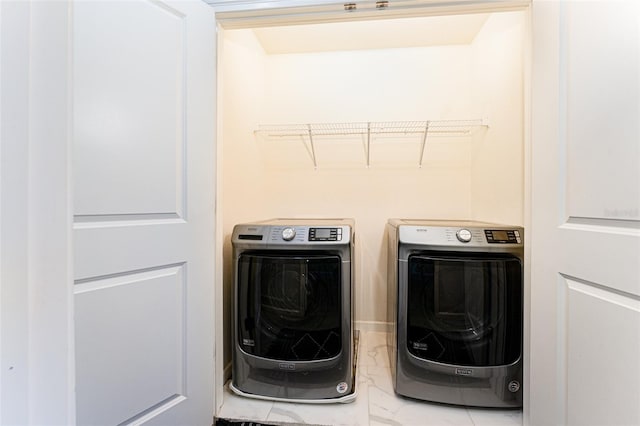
[456, 229, 472, 243]
[282, 227, 296, 241]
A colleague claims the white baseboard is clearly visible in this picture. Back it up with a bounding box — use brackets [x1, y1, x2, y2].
[355, 320, 391, 333]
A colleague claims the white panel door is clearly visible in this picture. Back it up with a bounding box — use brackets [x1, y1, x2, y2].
[530, 1, 640, 425]
[72, 1, 216, 425]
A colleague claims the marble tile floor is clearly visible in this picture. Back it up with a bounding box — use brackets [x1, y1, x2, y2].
[217, 331, 523, 426]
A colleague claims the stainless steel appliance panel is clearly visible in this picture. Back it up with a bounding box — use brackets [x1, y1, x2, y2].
[388, 219, 524, 408]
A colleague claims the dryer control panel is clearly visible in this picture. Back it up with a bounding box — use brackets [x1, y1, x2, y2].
[267, 226, 343, 242]
[309, 227, 342, 241]
[485, 229, 522, 244]
[395, 221, 523, 248]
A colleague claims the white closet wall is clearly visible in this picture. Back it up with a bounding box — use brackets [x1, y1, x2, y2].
[220, 29, 268, 369]
[470, 12, 525, 224]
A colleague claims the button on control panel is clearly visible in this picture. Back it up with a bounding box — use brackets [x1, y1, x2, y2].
[281, 227, 296, 241]
[485, 229, 521, 244]
[456, 229, 473, 243]
[308, 227, 342, 241]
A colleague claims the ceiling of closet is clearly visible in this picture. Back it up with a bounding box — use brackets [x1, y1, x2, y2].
[251, 13, 490, 54]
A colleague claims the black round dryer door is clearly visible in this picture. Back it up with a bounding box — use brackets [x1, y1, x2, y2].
[406, 251, 522, 367]
[237, 252, 342, 362]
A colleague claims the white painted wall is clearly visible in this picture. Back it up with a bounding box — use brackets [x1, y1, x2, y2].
[263, 46, 475, 123]
[220, 28, 268, 376]
[219, 11, 525, 350]
[470, 11, 525, 225]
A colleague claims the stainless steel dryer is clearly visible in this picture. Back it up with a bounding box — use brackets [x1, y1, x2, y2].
[231, 219, 355, 403]
[387, 219, 524, 408]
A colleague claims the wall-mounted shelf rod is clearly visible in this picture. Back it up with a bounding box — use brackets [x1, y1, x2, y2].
[254, 119, 488, 168]
[255, 119, 486, 138]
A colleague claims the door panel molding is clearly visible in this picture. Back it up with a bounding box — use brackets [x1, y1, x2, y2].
[556, 226, 640, 297]
[564, 216, 640, 231]
[565, 277, 640, 426]
[74, 263, 185, 292]
[73, 213, 185, 226]
[75, 264, 187, 425]
[561, 274, 640, 307]
[73, 0, 188, 218]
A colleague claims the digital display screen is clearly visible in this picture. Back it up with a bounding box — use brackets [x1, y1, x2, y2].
[492, 231, 509, 241]
[314, 228, 331, 239]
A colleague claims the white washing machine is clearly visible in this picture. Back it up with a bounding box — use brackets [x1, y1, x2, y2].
[231, 219, 355, 403]
[387, 219, 524, 408]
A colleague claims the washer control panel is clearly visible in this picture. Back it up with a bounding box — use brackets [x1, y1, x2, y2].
[233, 222, 352, 246]
[485, 229, 522, 244]
[309, 227, 342, 241]
[266, 226, 347, 243]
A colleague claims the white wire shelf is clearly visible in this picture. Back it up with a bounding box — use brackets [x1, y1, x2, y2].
[254, 119, 488, 168]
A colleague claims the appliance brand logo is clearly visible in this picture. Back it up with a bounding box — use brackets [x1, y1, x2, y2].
[416, 228, 428, 232]
[455, 368, 473, 376]
[278, 362, 295, 371]
[412, 342, 428, 350]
